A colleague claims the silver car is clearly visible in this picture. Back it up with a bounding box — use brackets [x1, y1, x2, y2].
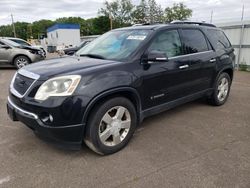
[0, 38, 45, 69]
[4, 37, 46, 57]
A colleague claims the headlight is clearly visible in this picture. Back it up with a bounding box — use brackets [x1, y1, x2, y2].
[34, 75, 81, 101]
[29, 50, 38, 54]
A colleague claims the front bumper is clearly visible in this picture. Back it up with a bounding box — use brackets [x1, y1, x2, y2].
[29, 53, 45, 63]
[7, 96, 85, 150]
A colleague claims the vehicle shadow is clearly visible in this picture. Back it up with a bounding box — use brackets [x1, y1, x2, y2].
[40, 98, 209, 157]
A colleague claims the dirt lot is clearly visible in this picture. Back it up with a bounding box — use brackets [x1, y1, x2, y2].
[0, 68, 250, 188]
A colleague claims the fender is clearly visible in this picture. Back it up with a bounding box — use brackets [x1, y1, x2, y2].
[212, 65, 234, 88]
[81, 87, 142, 125]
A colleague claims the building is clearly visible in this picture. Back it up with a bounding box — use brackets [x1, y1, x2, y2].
[217, 21, 250, 67]
[47, 23, 80, 51]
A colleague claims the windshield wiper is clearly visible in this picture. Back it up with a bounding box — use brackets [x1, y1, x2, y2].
[79, 54, 106, 59]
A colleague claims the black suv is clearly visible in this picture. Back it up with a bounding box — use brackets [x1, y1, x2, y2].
[7, 22, 235, 155]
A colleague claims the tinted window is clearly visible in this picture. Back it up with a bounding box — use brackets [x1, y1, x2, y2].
[149, 30, 182, 58]
[0, 41, 4, 45]
[207, 29, 231, 50]
[11, 39, 30, 46]
[182, 29, 208, 54]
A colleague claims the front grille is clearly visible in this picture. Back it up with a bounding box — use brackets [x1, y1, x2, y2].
[13, 73, 35, 96]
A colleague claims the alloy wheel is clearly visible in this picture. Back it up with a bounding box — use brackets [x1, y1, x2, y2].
[98, 106, 131, 147]
[217, 77, 229, 102]
[16, 58, 29, 68]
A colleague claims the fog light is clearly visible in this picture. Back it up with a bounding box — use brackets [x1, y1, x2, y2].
[40, 113, 53, 125]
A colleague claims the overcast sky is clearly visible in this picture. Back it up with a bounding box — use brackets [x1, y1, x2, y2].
[0, 0, 249, 26]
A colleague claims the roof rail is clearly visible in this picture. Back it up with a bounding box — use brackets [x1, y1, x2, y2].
[170, 20, 216, 28]
[132, 22, 164, 26]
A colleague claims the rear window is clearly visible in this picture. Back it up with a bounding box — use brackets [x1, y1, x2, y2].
[181, 29, 209, 54]
[207, 29, 231, 50]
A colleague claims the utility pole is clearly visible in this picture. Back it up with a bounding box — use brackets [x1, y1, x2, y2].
[237, 4, 245, 70]
[109, 13, 113, 30]
[241, 4, 244, 21]
[11, 14, 17, 38]
[210, 10, 213, 23]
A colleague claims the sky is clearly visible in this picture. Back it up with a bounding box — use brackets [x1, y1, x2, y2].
[0, 0, 249, 26]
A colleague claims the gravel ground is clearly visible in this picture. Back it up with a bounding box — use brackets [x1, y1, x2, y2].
[0, 68, 250, 188]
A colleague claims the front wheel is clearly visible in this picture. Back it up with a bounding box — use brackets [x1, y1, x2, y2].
[84, 97, 137, 155]
[208, 72, 231, 106]
[14, 55, 30, 69]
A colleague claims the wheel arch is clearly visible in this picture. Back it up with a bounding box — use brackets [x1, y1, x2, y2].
[221, 67, 234, 81]
[12, 54, 31, 65]
[82, 87, 142, 125]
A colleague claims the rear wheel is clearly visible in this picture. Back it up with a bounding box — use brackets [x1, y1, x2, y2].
[14, 55, 30, 69]
[208, 72, 231, 106]
[84, 97, 137, 155]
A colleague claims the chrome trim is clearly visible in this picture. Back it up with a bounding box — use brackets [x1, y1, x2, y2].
[168, 50, 213, 60]
[179, 64, 189, 69]
[10, 69, 40, 98]
[210, 58, 216, 63]
[156, 57, 167, 61]
[7, 96, 38, 119]
[18, 69, 40, 80]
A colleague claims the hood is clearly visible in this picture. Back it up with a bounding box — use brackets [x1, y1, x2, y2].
[18, 45, 41, 51]
[23, 56, 120, 79]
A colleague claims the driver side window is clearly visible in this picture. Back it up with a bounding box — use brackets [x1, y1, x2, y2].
[149, 30, 182, 58]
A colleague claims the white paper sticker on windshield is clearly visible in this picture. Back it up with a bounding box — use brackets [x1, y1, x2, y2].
[127, 35, 146, 40]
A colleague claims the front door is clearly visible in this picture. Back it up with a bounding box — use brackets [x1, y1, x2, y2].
[141, 29, 192, 110]
[0, 42, 10, 64]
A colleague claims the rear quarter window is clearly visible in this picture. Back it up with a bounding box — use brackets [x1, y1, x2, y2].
[207, 29, 231, 50]
[181, 29, 209, 54]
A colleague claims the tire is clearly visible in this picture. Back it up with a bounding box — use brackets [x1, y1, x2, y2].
[84, 97, 137, 155]
[208, 72, 231, 106]
[14, 55, 30, 69]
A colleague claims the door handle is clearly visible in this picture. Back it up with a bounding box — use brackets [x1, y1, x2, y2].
[179, 64, 189, 69]
[210, 58, 216, 63]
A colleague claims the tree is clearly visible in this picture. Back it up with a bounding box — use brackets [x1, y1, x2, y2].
[164, 3, 192, 23]
[92, 16, 110, 34]
[31, 19, 54, 39]
[148, 0, 164, 23]
[99, 0, 134, 27]
[132, 0, 149, 24]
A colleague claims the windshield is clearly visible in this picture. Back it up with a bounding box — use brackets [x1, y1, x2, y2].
[76, 29, 151, 61]
[2, 39, 21, 47]
[11, 39, 31, 46]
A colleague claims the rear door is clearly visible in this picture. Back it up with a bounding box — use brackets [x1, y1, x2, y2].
[206, 28, 235, 68]
[180, 28, 217, 92]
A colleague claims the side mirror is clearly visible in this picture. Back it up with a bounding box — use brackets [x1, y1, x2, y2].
[0, 44, 11, 49]
[146, 50, 168, 63]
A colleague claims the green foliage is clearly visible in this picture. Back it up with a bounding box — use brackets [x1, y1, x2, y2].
[148, 0, 164, 23]
[91, 16, 110, 35]
[0, 1, 193, 40]
[132, 0, 149, 24]
[0, 24, 14, 37]
[99, 0, 134, 27]
[164, 3, 192, 23]
[31, 19, 54, 38]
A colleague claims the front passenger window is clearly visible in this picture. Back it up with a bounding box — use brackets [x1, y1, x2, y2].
[148, 30, 182, 58]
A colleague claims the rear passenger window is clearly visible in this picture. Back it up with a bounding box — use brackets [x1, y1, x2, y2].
[181, 29, 208, 54]
[148, 30, 183, 58]
[207, 29, 231, 50]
